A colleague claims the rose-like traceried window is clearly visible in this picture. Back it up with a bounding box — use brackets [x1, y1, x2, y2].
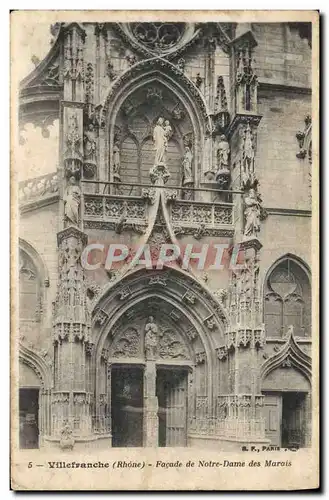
[131, 23, 186, 52]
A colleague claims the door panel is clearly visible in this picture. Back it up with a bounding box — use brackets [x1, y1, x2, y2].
[263, 393, 282, 447]
[111, 367, 143, 447]
[282, 392, 306, 448]
[159, 370, 187, 447]
[19, 388, 39, 449]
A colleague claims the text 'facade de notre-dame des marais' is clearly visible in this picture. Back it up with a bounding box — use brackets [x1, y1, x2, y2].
[18, 21, 313, 451]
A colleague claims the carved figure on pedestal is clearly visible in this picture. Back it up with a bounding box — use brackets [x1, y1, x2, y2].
[150, 118, 170, 183]
[195, 73, 203, 89]
[182, 146, 193, 185]
[244, 188, 261, 238]
[241, 123, 255, 187]
[217, 135, 230, 171]
[83, 123, 97, 178]
[215, 135, 230, 188]
[84, 124, 97, 163]
[64, 176, 81, 226]
[153, 117, 166, 166]
[144, 316, 158, 360]
[112, 142, 122, 194]
[113, 142, 121, 181]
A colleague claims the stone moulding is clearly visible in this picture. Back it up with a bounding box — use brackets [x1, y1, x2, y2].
[260, 329, 311, 382]
[19, 343, 53, 389]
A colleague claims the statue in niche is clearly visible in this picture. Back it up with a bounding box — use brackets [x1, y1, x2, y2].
[244, 188, 261, 238]
[182, 146, 193, 185]
[64, 176, 81, 226]
[243, 124, 254, 163]
[217, 135, 230, 171]
[195, 73, 203, 89]
[150, 117, 171, 183]
[84, 123, 97, 163]
[144, 316, 158, 359]
[112, 142, 122, 194]
[153, 117, 167, 166]
[241, 123, 255, 187]
[112, 142, 121, 181]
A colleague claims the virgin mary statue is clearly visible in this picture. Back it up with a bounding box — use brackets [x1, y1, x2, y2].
[153, 117, 166, 166]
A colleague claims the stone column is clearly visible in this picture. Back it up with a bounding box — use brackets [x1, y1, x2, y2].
[224, 238, 266, 441]
[143, 317, 159, 447]
[52, 227, 92, 439]
[143, 361, 159, 447]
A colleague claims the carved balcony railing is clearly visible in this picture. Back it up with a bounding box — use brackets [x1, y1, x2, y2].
[82, 181, 235, 236]
[19, 172, 59, 211]
[82, 193, 150, 231]
[169, 199, 233, 232]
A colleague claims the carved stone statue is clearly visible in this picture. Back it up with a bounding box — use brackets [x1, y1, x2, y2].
[144, 316, 158, 360]
[112, 142, 121, 180]
[150, 118, 171, 183]
[284, 325, 294, 339]
[243, 124, 254, 163]
[244, 188, 261, 238]
[182, 146, 193, 185]
[164, 120, 172, 147]
[217, 135, 230, 171]
[153, 117, 166, 166]
[83, 124, 97, 163]
[241, 123, 255, 187]
[64, 176, 81, 226]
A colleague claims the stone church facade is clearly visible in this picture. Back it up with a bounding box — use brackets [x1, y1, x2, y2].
[18, 21, 313, 450]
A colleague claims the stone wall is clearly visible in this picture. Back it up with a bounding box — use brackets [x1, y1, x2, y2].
[256, 89, 311, 211]
[253, 23, 311, 88]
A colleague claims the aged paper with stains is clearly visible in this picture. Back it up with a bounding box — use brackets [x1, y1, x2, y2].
[11, 10, 319, 491]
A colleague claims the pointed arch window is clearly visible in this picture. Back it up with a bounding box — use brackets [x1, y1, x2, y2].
[264, 258, 311, 338]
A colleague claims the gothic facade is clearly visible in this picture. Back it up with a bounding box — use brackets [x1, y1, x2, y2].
[18, 21, 312, 450]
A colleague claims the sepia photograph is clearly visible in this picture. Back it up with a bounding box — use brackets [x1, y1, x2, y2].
[11, 10, 319, 490]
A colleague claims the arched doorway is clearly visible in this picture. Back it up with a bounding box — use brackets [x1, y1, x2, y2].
[102, 302, 198, 448]
[19, 344, 52, 449]
[106, 308, 194, 448]
[92, 268, 226, 447]
[260, 333, 312, 448]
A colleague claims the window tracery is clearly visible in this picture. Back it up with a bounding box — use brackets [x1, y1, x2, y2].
[130, 23, 186, 52]
[264, 258, 311, 338]
[111, 83, 194, 194]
